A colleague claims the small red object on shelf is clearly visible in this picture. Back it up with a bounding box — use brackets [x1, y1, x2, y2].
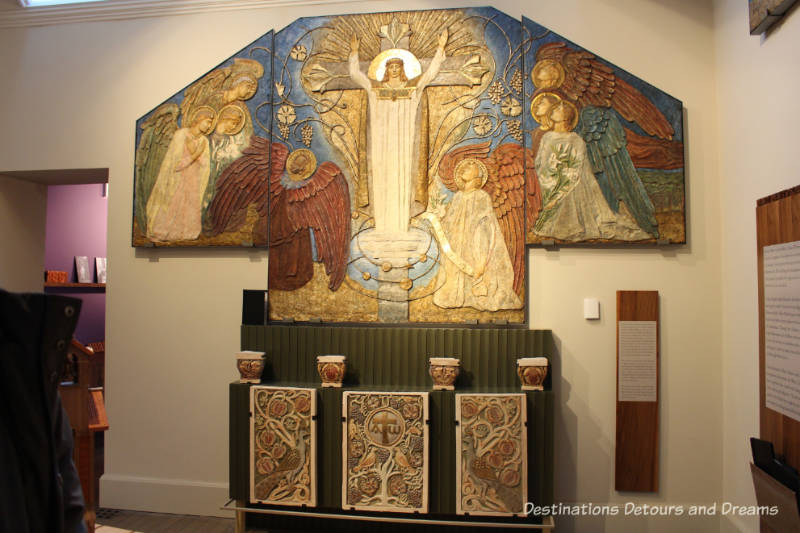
[45, 270, 69, 283]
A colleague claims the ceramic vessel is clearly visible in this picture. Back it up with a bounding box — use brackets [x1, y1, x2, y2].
[236, 351, 266, 383]
[428, 357, 460, 390]
[516, 357, 548, 390]
[317, 355, 346, 387]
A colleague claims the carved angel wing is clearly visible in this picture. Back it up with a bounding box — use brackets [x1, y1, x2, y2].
[276, 161, 351, 291]
[134, 103, 179, 233]
[483, 143, 530, 296]
[206, 136, 281, 242]
[576, 106, 659, 238]
[535, 42, 674, 140]
[437, 141, 491, 192]
[180, 67, 232, 124]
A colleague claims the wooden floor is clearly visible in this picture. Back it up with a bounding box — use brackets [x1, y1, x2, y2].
[97, 509, 237, 533]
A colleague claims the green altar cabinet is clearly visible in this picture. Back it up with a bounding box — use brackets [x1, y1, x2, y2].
[228, 326, 554, 532]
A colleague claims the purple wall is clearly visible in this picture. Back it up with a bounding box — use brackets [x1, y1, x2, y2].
[44, 184, 107, 344]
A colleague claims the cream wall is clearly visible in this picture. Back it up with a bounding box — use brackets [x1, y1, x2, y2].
[0, 1, 735, 531]
[715, 2, 800, 533]
[0, 175, 46, 292]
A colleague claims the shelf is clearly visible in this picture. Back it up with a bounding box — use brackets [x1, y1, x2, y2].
[44, 282, 105, 289]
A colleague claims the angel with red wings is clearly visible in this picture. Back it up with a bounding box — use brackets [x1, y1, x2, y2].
[429, 142, 529, 311]
[206, 137, 351, 291]
[529, 42, 684, 240]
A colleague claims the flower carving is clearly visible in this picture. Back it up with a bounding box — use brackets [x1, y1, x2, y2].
[402, 402, 420, 420]
[472, 115, 492, 136]
[486, 405, 505, 424]
[500, 467, 521, 487]
[294, 395, 310, 413]
[272, 443, 286, 460]
[498, 439, 516, 456]
[487, 451, 504, 469]
[501, 96, 522, 117]
[461, 401, 479, 419]
[290, 44, 307, 61]
[256, 456, 275, 475]
[269, 399, 288, 418]
[388, 474, 407, 496]
[358, 472, 381, 497]
[258, 430, 276, 449]
[277, 105, 296, 125]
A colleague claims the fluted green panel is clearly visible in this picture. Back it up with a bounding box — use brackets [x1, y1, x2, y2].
[233, 326, 554, 528]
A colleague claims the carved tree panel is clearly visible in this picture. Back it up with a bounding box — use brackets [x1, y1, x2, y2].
[250, 386, 317, 506]
[456, 393, 527, 516]
[342, 391, 429, 513]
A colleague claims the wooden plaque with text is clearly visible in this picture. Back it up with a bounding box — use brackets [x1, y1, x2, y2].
[757, 186, 800, 474]
[615, 290, 659, 492]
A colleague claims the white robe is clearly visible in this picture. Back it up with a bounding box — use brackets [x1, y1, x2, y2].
[534, 131, 649, 241]
[349, 49, 444, 234]
[433, 189, 522, 311]
[146, 128, 211, 242]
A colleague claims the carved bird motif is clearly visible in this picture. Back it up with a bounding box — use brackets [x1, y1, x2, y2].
[353, 449, 376, 473]
[394, 448, 411, 470]
[254, 438, 306, 501]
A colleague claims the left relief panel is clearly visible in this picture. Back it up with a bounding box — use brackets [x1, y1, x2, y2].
[250, 386, 317, 506]
[132, 31, 274, 247]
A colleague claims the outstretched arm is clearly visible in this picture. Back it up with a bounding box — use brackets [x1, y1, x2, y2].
[416, 29, 448, 93]
[348, 35, 371, 91]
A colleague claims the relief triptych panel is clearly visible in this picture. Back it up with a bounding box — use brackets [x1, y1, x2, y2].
[132, 8, 685, 325]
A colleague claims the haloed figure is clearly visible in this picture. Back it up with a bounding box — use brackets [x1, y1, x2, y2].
[434, 158, 521, 312]
[146, 106, 216, 242]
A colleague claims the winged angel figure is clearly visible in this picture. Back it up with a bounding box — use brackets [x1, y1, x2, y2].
[206, 137, 351, 291]
[428, 142, 531, 311]
[134, 58, 263, 244]
[529, 42, 677, 241]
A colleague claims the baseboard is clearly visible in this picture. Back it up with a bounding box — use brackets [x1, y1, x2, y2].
[99, 474, 230, 518]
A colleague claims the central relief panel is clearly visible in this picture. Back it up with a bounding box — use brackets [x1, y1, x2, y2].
[342, 392, 429, 513]
[267, 8, 528, 325]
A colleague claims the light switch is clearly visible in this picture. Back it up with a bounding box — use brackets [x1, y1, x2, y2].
[584, 298, 600, 320]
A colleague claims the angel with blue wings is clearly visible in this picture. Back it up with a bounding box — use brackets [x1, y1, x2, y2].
[529, 42, 675, 241]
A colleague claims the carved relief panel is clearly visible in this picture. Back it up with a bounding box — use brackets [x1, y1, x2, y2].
[342, 391, 429, 513]
[250, 386, 317, 506]
[456, 393, 527, 516]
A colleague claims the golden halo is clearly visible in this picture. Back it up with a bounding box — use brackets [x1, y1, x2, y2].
[286, 148, 317, 182]
[453, 158, 488, 190]
[531, 59, 565, 90]
[217, 104, 246, 135]
[367, 49, 422, 82]
[530, 91, 562, 130]
[189, 105, 217, 133]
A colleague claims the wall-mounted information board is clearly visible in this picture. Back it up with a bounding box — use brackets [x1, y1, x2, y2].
[615, 290, 659, 492]
[757, 186, 800, 470]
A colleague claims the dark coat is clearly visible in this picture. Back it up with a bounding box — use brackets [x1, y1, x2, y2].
[0, 290, 87, 533]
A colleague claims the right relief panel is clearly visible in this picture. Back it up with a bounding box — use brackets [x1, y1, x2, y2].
[523, 17, 685, 245]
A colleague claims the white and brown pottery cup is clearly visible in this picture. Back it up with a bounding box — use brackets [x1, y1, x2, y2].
[317, 355, 346, 387]
[429, 357, 460, 390]
[516, 357, 548, 390]
[236, 351, 266, 383]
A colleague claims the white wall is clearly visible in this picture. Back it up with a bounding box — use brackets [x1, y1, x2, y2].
[0, 1, 729, 530]
[0, 175, 46, 292]
[715, 2, 800, 532]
